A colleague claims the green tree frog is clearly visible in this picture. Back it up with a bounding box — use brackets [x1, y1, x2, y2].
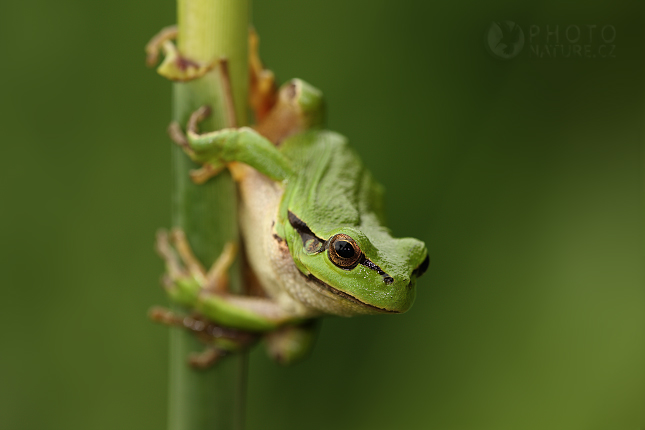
[148, 28, 429, 367]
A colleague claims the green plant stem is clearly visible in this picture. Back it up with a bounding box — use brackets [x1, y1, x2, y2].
[168, 1, 249, 429]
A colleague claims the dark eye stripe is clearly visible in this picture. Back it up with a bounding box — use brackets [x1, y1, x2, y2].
[288, 211, 324, 254]
[288, 210, 395, 285]
[360, 259, 394, 285]
[288, 211, 318, 238]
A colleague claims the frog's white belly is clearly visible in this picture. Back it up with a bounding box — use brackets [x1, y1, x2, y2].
[236, 166, 379, 318]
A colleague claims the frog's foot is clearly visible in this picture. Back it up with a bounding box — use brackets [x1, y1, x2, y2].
[164, 55, 239, 185]
[145, 25, 178, 67]
[156, 229, 237, 304]
[264, 320, 318, 365]
[253, 79, 325, 145]
[156, 228, 307, 332]
[179, 105, 292, 182]
[149, 306, 259, 368]
[249, 27, 277, 123]
[167, 120, 226, 184]
[187, 106, 293, 182]
[187, 105, 214, 135]
[167, 121, 191, 153]
[145, 25, 215, 81]
[188, 348, 221, 369]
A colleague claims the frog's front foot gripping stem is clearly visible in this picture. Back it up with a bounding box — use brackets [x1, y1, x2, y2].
[145, 25, 215, 81]
[152, 230, 257, 368]
[155, 229, 237, 300]
[155, 229, 301, 330]
[166, 107, 228, 184]
[168, 105, 293, 184]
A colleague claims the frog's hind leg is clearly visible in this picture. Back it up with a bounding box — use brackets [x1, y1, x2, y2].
[248, 30, 324, 145]
[253, 79, 325, 145]
[145, 25, 216, 81]
[249, 27, 278, 123]
[145, 25, 178, 67]
[149, 306, 259, 369]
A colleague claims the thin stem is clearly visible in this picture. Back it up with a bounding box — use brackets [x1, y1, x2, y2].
[168, 1, 249, 429]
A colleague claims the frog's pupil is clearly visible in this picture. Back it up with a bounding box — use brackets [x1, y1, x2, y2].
[334, 240, 354, 258]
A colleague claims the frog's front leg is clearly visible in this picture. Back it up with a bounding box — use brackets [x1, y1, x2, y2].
[167, 105, 293, 183]
[179, 106, 294, 182]
[156, 229, 306, 332]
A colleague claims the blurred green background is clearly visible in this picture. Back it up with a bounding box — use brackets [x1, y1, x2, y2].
[1, 0, 642, 429]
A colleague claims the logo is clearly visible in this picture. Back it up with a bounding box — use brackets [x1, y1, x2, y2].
[485, 21, 525, 59]
[485, 21, 617, 60]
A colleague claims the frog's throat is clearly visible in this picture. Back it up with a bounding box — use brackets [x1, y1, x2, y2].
[303, 272, 400, 314]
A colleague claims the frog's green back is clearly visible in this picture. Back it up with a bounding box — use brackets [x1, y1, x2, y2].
[278, 130, 386, 239]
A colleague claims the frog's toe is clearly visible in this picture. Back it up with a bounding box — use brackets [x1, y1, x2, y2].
[146, 26, 215, 81]
[169, 228, 208, 280]
[188, 348, 222, 369]
[155, 229, 186, 279]
[145, 25, 177, 67]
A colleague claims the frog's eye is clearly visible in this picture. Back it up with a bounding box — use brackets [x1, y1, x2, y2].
[328, 234, 363, 269]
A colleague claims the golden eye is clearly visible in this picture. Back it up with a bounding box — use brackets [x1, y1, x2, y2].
[328, 234, 362, 269]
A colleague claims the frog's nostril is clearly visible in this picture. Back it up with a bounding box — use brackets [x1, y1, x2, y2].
[413, 255, 430, 278]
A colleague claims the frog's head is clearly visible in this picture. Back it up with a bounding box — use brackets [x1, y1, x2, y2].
[277, 79, 325, 129]
[286, 211, 429, 314]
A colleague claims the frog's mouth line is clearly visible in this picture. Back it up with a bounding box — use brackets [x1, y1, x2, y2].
[305, 273, 400, 314]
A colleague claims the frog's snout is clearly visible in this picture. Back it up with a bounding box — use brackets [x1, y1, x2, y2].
[413, 254, 430, 279]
